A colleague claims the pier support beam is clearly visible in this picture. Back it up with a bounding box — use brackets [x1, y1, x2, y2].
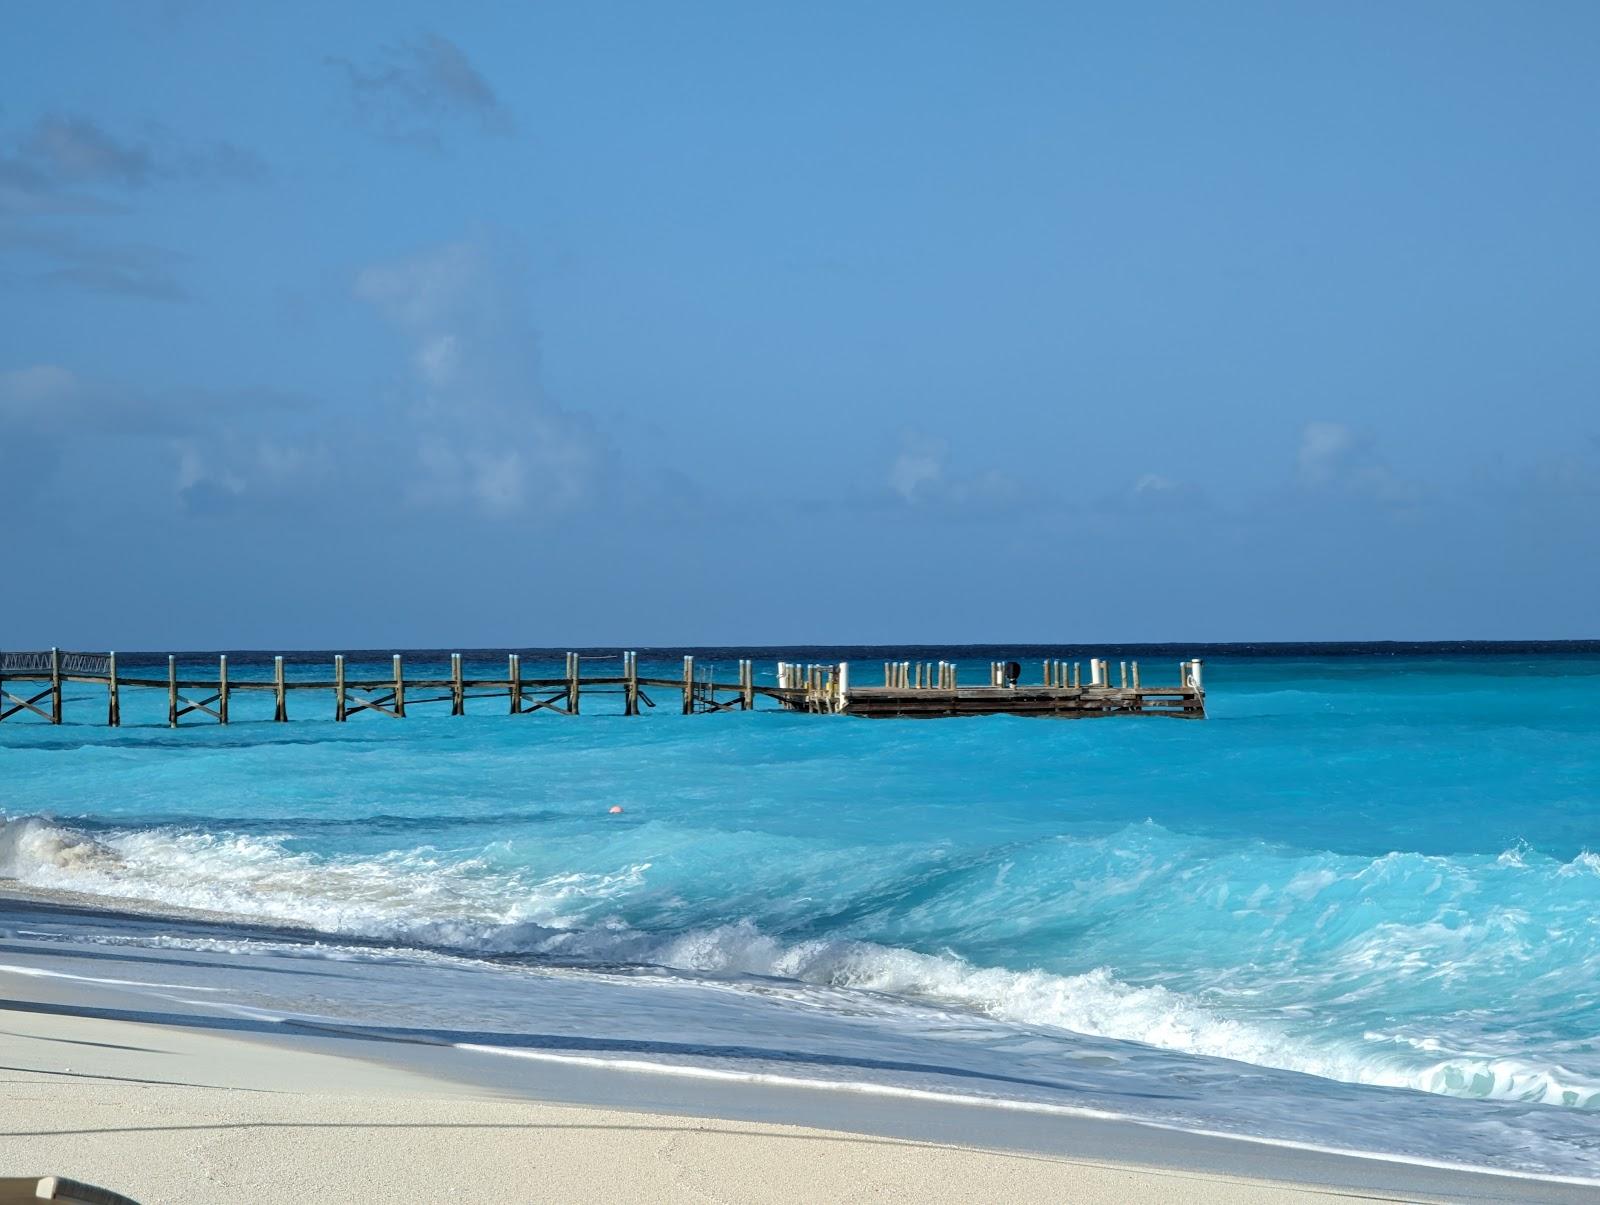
[393, 655, 406, 718]
[167, 656, 178, 727]
[273, 656, 287, 721]
[50, 647, 61, 725]
[624, 651, 640, 715]
[452, 653, 465, 716]
[682, 655, 694, 714]
[509, 654, 522, 715]
[219, 655, 230, 724]
[107, 652, 120, 727]
[566, 652, 580, 715]
[335, 655, 347, 722]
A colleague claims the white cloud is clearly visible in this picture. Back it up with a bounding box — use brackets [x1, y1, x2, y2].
[884, 431, 1028, 515]
[1296, 420, 1419, 506]
[889, 434, 945, 502]
[355, 237, 601, 518]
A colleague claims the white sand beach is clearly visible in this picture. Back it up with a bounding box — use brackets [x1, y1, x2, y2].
[0, 984, 1438, 1204]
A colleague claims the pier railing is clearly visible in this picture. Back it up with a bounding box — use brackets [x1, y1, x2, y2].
[0, 650, 1204, 726]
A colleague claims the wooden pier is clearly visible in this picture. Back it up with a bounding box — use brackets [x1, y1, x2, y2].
[0, 649, 1205, 727]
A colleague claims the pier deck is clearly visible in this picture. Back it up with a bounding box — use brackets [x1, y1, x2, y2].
[0, 650, 1205, 726]
[839, 686, 1199, 717]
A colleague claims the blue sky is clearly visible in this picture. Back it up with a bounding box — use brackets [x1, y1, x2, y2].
[2, 2, 1597, 647]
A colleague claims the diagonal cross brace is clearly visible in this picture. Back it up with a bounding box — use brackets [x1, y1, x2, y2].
[0, 686, 54, 722]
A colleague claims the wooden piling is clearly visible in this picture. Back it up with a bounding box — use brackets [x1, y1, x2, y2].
[167, 655, 178, 727]
[452, 653, 465, 716]
[624, 651, 639, 716]
[219, 655, 230, 724]
[509, 653, 522, 715]
[1120, 661, 1128, 689]
[740, 659, 754, 710]
[49, 647, 62, 724]
[273, 655, 287, 721]
[335, 655, 347, 722]
[393, 654, 406, 718]
[682, 655, 694, 714]
[107, 651, 120, 727]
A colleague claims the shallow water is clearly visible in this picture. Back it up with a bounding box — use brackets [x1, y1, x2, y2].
[4, 645, 1600, 1176]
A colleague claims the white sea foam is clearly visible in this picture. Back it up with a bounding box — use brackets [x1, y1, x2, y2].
[5, 812, 1600, 1111]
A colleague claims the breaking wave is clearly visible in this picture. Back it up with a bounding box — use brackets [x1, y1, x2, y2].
[6, 811, 1600, 1111]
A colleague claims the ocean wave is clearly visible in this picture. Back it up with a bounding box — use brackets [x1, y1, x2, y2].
[4, 811, 1600, 1110]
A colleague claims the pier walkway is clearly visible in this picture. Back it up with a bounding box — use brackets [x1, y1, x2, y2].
[0, 650, 1205, 726]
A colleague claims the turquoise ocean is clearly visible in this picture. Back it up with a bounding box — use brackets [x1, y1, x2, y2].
[4, 645, 1600, 1179]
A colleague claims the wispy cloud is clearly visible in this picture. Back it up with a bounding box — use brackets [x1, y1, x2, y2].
[331, 34, 513, 151]
[0, 113, 264, 212]
[0, 226, 189, 301]
[0, 112, 265, 301]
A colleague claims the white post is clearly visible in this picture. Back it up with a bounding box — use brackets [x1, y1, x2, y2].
[1090, 658, 1104, 687]
[836, 662, 850, 712]
[1189, 659, 1204, 691]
